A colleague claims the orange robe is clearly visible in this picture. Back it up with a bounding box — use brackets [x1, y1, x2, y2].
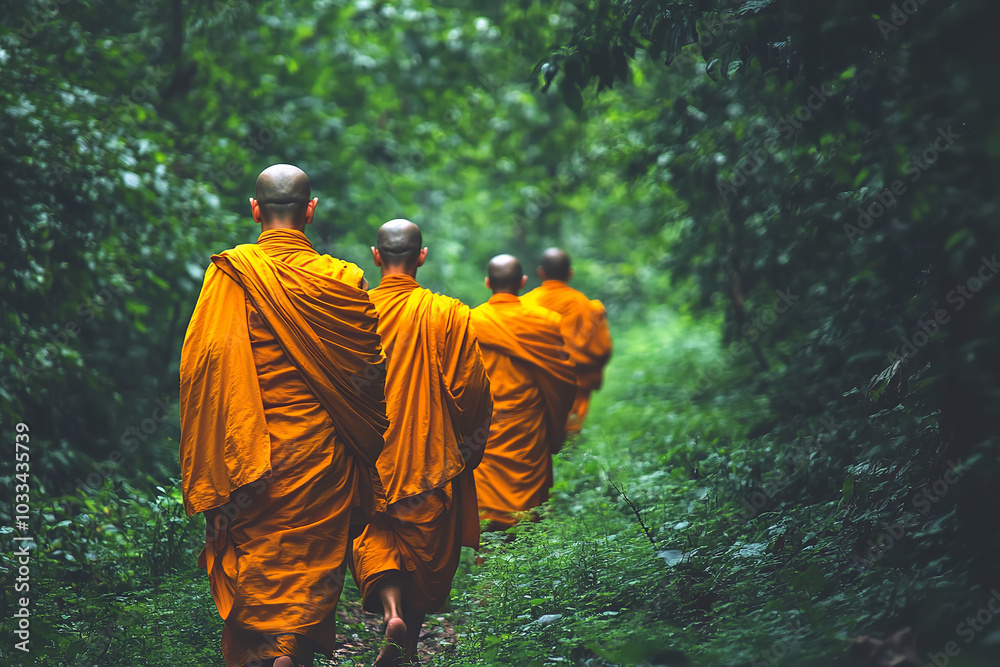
[522, 280, 612, 434]
[352, 273, 492, 613]
[179, 229, 388, 667]
[470, 293, 576, 528]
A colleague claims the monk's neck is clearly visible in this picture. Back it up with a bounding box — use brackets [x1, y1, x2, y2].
[259, 221, 307, 233]
[489, 291, 521, 303]
[380, 267, 418, 281]
[257, 228, 313, 252]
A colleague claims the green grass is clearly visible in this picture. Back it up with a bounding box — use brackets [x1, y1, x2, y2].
[438, 308, 999, 666]
[8, 308, 998, 665]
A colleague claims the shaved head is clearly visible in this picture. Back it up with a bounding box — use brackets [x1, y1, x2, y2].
[539, 247, 571, 281]
[487, 254, 524, 294]
[376, 219, 423, 268]
[372, 218, 427, 279]
[255, 164, 312, 224]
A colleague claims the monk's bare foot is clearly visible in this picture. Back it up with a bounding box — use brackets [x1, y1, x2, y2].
[273, 657, 295, 667]
[374, 617, 407, 666]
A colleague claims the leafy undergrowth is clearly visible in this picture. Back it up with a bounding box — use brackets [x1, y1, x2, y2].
[438, 308, 1000, 666]
[0, 481, 223, 665]
[5, 308, 998, 665]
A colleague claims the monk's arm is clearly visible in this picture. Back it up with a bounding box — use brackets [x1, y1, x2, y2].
[591, 300, 613, 361]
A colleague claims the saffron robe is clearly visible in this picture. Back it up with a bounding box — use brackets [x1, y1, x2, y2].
[522, 280, 611, 434]
[352, 274, 493, 613]
[470, 293, 576, 528]
[179, 229, 387, 666]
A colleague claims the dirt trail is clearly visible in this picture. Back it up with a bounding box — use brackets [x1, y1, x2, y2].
[318, 598, 460, 665]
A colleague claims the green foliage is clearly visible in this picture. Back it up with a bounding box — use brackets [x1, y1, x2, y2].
[0, 479, 217, 665]
[0, 0, 240, 490]
[2, 0, 998, 664]
[533, 0, 1000, 649]
[442, 311, 999, 665]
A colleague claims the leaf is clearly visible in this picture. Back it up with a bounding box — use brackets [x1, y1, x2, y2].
[121, 171, 141, 188]
[658, 549, 684, 566]
[560, 80, 584, 114]
[839, 477, 855, 510]
[738, 0, 775, 15]
[706, 59, 720, 82]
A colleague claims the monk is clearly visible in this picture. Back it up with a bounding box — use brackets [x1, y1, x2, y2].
[522, 248, 612, 435]
[179, 164, 388, 667]
[471, 254, 577, 530]
[350, 219, 493, 665]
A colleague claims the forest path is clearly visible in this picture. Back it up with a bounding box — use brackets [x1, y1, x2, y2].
[318, 597, 461, 665]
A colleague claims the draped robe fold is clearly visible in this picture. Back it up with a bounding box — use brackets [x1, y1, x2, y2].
[179, 229, 387, 666]
[522, 280, 612, 434]
[351, 274, 493, 613]
[470, 293, 576, 528]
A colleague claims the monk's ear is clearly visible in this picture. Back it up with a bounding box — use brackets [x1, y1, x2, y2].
[484, 276, 491, 290]
[519, 275, 528, 289]
[568, 268, 574, 280]
[371, 247, 382, 267]
[304, 197, 319, 225]
[249, 197, 262, 225]
[537, 266, 545, 281]
[417, 247, 428, 267]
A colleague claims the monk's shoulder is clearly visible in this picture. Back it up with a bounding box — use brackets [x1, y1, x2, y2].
[521, 286, 542, 303]
[427, 289, 468, 313]
[521, 302, 562, 328]
[565, 284, 596, 307]
[313, 254, 366, 287]
[468, 301, 493, 329]
[426, 290, 473, 329]
[215, 242, 256, 261]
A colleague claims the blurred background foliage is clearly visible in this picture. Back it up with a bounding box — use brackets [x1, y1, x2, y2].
[1, 0, 998, 664]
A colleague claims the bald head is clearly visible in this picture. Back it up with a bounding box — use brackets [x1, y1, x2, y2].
[539, 247, 571, 281]
[487, 254, 525, 295]
[372, 219, 427, 278]
[253, 164, 314, 227]
[376, 219, 423, 264]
